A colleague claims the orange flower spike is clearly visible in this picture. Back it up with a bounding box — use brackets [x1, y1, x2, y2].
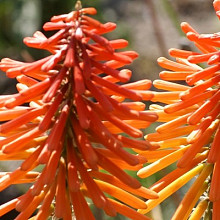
[55, 159, 67, 219]
[209, 159, 220, 202]
[188, 199, 208, 220]
[138, 163, 204, 215]
[137, 145, 190, 178]
[177, 120, 219, 168]
[164, 89, 216, 114]
[171, 164, 212, 220]
[0, 105, 48, 134]
[109, 199, 151, 220]
[95, 150, 141, 189]
[94, 180, 147, 209]
[70, 190, 95, 220]
[207, 124, 220, 163]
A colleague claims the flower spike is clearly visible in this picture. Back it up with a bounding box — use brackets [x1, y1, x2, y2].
[0, 4, 158, 220]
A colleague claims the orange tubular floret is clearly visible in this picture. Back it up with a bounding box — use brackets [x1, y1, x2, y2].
[91, 74, 141, 101]
[137, 145, 190, 178]
[180, 74, 220, 100]
[109, 198, 151, 220]
[0, 107, 31, 121]
[15, 188, 48, 220]
[55, 160, 66, 219]
[151, 91, 181, 102]
[186, 64, 220, 85]
[75, 151, 114, 212]
[67, 141, 80, 192]
[94, 180, 147, 209]
[153, 137, 188, 149]
[138, 164, 204, 215]
[43, 141, 63, 186]
[159, 71, 194, 81]
[0, 105, 48, 134]
[2, 127, 42, 154]
[145, 125, 196, 142]
[35, 181, 56, 220]
[95, 150, 141, 189]
[157, 57, 200, 72]
[156, 113, 191, 133]
[169, 48, 200, 59]
[0, 197, 21, 217]
[207, 124, 220, 163]
[209, 159, 220, 202]
[213, 199, 220, 220]
[150, 151, 208, 193]
[71, 116, 98, 169]
[187, 91, 220, 125]
[177, 120, 219, 168]
[70, 190, 96, 220]
[153, 79, 189, 91]
[188, 199, 208, 220]
[90, 171, 158, 200]
[171, 164, 212, 220]
[164, 89, 216, 114]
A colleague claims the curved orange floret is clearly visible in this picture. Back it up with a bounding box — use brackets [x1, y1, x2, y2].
[0, 3, 158, 220]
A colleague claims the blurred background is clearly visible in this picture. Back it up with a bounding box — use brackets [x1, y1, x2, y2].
[0, 0, 217, 219]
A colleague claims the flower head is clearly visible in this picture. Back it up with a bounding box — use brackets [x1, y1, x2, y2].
[0, 3, 158, 219]
[136, 0, 220, 218]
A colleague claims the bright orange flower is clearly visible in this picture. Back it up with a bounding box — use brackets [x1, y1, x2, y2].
[137, 0, 220, 219]
[0, 2, 158, 219]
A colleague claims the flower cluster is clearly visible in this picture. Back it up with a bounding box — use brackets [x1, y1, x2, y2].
[136, 0, 220, 219]
[0, 2, 159, 220]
